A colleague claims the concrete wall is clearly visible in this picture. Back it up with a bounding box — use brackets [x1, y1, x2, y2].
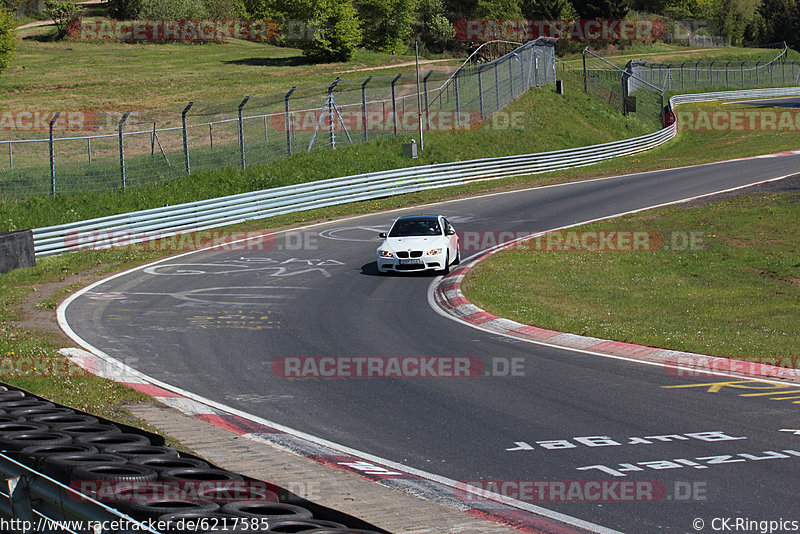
[0, 230, 36, 274]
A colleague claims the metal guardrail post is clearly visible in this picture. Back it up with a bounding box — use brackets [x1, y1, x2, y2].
[361, 76, 372, 142]
[391, 74, 402, 135]
[49, 112, 60, 196]
[7, 476, 35, 527]
[238, 96, 250, 169]
[181, 102, 193, 176]
[118, 111, 131, 190]
[423, 71, 433, 131]
[285, 87, 296, 157]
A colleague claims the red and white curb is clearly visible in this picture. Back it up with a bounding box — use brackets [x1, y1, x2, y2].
[432, 240, 800, 385]
[57, 346, 612, 534]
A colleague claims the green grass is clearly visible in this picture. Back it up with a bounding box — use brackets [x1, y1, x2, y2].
[0, 83, 655, 231]
[462, 192, 800, 360]
[1, 25, 458, 110]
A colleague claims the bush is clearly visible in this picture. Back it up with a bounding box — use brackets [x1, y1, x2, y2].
[0, 7, 16, 75]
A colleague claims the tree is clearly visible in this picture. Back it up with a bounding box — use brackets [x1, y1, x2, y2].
[475, 0, 524, 18]
[521, 0, 576, 18]
[0, 7, 16, 76]
[571, 0, 630, 18]
[418, 0, 454, 52]
[708, 0, 761, 45]
[43, 0, 83, 38]
[294, 0, 362, 61]
[358, 0, 419, 53]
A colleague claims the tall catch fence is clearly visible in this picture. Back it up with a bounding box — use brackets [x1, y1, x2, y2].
[0, 39, 556, 199]
[574, 43, 797, 130]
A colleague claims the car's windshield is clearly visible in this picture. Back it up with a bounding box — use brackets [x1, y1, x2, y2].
[389, 219, 441, 237]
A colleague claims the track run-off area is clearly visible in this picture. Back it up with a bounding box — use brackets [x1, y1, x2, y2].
[60, 145, 800, 532]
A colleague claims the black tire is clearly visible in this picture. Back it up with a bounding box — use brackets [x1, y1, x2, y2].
[42, 452, 128, 483]
[130, 456, 209, 473]
[71, 463, 159, 483]
[0, 431, 72, 451]
[221, 502, 312, 522]
[0, 421, 49, 435]
[10, 407, 75, 418]
[196, 481, 278, 504]
[125, 499, 220, 522]
[54, 423, 123, 438]
[160, 467, 244, 483]
[105, 444, 180, 460]
[0, 414, 26, 424]
[267, 519, 346, 532]
[31, 414, 99, 427]
[0, 400, 56, 411]
[19, 443, 99, 469]
[75, 432, 151, 450]
[0, 391, 25, 401]
[441, 251, 450, 275]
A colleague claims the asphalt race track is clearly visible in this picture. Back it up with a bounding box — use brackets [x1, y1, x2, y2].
[62, 153, 800, 533]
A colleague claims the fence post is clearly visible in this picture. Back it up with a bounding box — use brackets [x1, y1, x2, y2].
[87, 138, 92, 165]
[509, 57, 515, 100]
[284, 87, 296, 156]
[181, 102, 193, 176]
[238, 96, 250, 169]
[391, 74, 402, 135]
[49, 112, 60, 197]
[755, 61, 760, 85]
[361, 76, 372, 142]
[477, 68, 484, 120]
[680, 62, 685, 91]
[423, 71, 433, 131]
[494, 61, 500, 111]
[118, 111, 131, 190]
[454, 71, 461, 128]
[725, 61, 729, 87]
[741, 62, 745, 88]
[328, 78, 341, 149]
[8, 142, 12, 171]
[582, 48, 588, 93]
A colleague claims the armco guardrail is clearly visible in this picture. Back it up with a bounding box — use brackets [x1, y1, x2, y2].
[33, 86, 800, 258]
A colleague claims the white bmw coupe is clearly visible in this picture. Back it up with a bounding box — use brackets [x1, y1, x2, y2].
[376, 215, 460, 274]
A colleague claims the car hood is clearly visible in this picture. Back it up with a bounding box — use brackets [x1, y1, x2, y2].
[378, 236, 447, 252]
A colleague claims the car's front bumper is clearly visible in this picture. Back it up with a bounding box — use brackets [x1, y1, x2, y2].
[376, 252, 447, 273]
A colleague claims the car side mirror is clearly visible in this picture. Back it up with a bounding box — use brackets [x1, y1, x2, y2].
[379, 232, 387, 238]
[446, 228, 456, 235]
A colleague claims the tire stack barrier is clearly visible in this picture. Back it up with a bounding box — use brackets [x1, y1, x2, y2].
[0, 383, 387, 533]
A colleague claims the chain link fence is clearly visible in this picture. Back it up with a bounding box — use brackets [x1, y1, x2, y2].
[0, 39, 556, 198]
[570, 43, 797, 131]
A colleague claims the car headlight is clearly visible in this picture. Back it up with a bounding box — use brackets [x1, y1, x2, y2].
[427, 248, 442, 255]
[379, 250, 394, 258]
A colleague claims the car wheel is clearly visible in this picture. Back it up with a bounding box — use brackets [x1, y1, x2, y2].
[441, 252, 450, 275]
